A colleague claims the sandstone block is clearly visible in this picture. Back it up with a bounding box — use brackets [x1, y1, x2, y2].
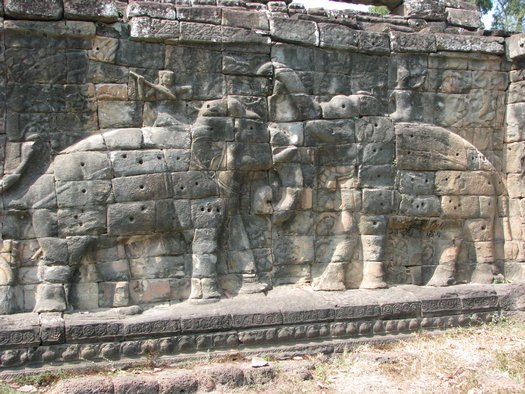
[390, 31, 437, 53]
[101, 128, 142, 151]
[130, 17, 179, 42]
[446, 8, 481, 29]
[269, 122, 304, 146]
[506, 103, 525, 142]
[112, 173, 170, 203]
[358, 31, 390, 54]
[164, 149, 190, 172]
[362, 189, 393, 214]
[304, 120, 355, 146]
[4, 0, 63, 20]
[99, 281, 129, 308]
[234, 119, 268, 143]
[172, 172, 219, 199]
[56, 180, 113, 208]
[110, 150, 167, 177]
[54, 152, 112, 181]
[318, 23, 358, 51]
[435, 171, 495, 195]
[222, 9, 269, 30]
[63, 0, 118, 23]
[190, 198, 225, 229]
[507, 33, 525, 60]
[88, 36, 119, 63]
[399, 195, 441, 217]
[107, 202, 156, 235]
[358, 165, 394, 188]
[176, 6, 221, 24]
[180, 22, 221, 43]
[270, 17, 318, 46]
[127, 1, 177, 20]
[398, 171, 434, 195]
[98, 101, 142, 129]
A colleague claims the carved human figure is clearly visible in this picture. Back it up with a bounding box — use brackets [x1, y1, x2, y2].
[130, 70, 192, 101]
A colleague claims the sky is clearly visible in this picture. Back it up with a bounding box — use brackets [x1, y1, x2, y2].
[294, 0, 494, 29]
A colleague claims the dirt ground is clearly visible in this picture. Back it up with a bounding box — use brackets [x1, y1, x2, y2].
[1, 314, 524, 394]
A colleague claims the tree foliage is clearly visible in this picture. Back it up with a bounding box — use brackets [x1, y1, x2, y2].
[467, 0, 493, 15]
[368, 6, 389, 15]
[491, 0, 525, 31]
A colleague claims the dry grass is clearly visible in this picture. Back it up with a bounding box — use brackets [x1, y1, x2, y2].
[231, 315, 525, 394]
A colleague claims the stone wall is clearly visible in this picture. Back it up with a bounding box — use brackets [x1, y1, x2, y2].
[0, 0, 522, 316]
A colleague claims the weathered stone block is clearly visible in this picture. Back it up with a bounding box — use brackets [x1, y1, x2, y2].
[227, 143, 273, 171]
[190, 198, 224, 229]
[88, 36, 119, 63]
[193, 117, 234, 142]
[446, 8, 481, 29]
[318, 23, 358, 51]
[223, 26, 271, 48]
[4, 0, 63, 20]
[362, 189, 393, 214]
[180, 22, 221, 43]
[96, 84, 128, 101]
[358, 165, 394, 188]
[435, 171, 494, 196]
[507, 33, 525, 60]
[116, 40, 164, 69]
[399, 0, 446, 20]
[110, 150, 167, 177]
[112, 174, 170, 203]
[223, 52, 271, 77]
[435, 34, 504, 54]
[270, 17, 318, 47]
[358, 31, 390, 54]
[107, 202, 156, 235]
[63, 0, 118, 23]
[127, 1, 177, 20]
[54, 152, 112, 181]
[176, 6, 221, 24]
[130, 17, 179, 42]
[304, 120, 355, 146]
[164, 149, 190, 172]
[273, 236, 314, 265]
[268, 94, 321, 122]
[222, 9, 269, 30]
[390, 32, 437, 53]
[172, 172, 219, 199]
[400, 195, 441, 216]
[56, 180, 113, 209]
[234, 119, 268, 143]
[98, 101, 142, 129]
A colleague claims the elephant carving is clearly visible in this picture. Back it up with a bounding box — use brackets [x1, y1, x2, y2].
[2, 98, 272, 312]
[271, 117, 502, 291]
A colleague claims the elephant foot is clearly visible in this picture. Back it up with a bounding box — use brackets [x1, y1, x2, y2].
[360, 261, 387, 289]
[470, 264, 495, 284]
[427, 265, 456, 287]
[312, 263, 346, 291]
[189, 278, 221, 301]
[34, 284, 67, 313]
[239, 274, 268, 294]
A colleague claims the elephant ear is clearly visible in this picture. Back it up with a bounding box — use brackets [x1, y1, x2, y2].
[395, 123, 496, 172]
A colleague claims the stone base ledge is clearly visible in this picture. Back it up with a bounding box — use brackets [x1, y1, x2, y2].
[0, 283, 523, 371]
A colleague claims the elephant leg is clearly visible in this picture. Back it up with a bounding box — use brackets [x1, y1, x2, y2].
[359, 215, 388, 289]
[467, 218, 496, 284]
[313, 211, 356, 291]
[190, 227, 221, 300]
[34, 236, 95, 313]
[471, 239, 496, 283]
[427, 237, 462, 286]
[34, 238, 71, 313]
